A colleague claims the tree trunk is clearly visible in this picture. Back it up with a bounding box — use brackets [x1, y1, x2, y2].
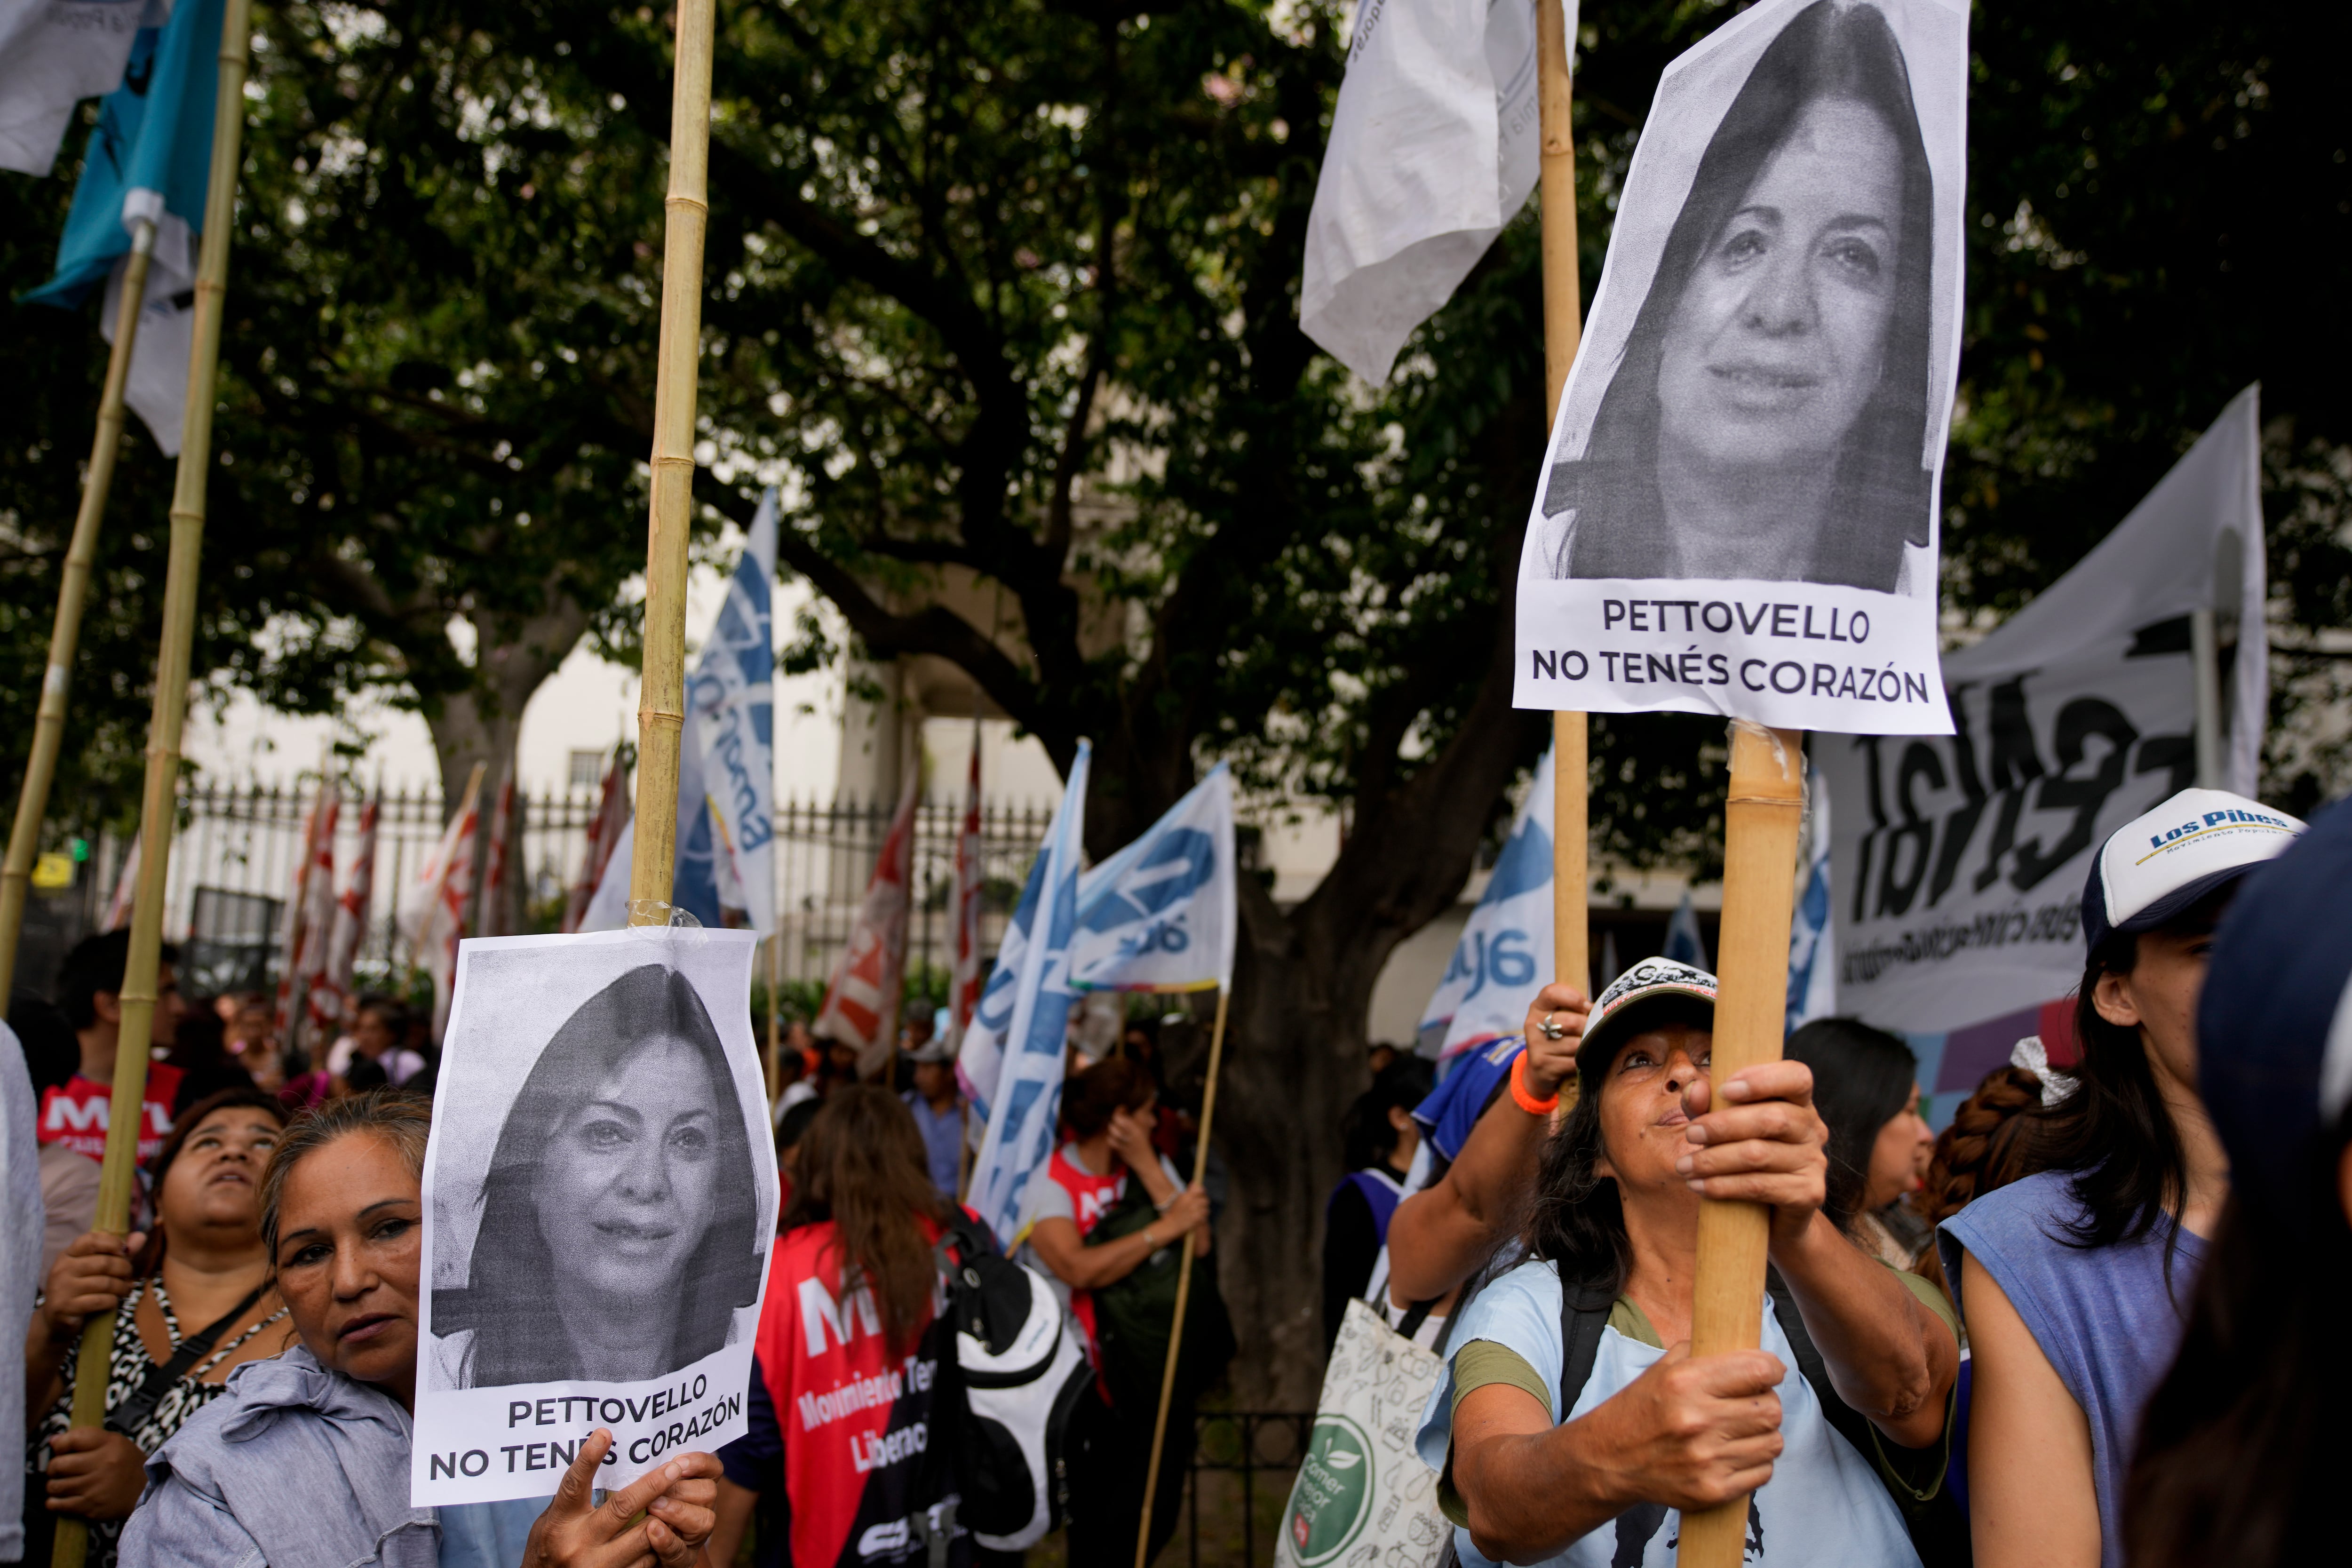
[419, 602, 591, 935]
[1202, 625, 1540, 1408]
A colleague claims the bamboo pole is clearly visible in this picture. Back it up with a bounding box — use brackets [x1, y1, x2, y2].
[1676, 721, 1805, 1568]
[1135, 985, 1230, 1568]
[49, 4, 254, 1566]
[627, 0, 717, 923]
[1537, 0, 1590, 1016]
[0, 219, 159, 1004]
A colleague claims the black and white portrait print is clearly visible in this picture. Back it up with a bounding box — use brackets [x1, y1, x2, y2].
[1512, 0, 1964, 736]
[413, 929, 774, 1505]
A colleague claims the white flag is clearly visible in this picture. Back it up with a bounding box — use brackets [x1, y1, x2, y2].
[1299, 0, 1557, 385]
[1418, 747, 1553, 1057]
[0, 0, 159, 177]
[966, 742, 1090, 1250]
[1069, 764, 1237, 995]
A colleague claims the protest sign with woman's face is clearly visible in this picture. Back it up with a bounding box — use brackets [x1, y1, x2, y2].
[1514, 0, 1964, 733]
[1542, 0, 1936, 590]
[432, 961, 764, 1388]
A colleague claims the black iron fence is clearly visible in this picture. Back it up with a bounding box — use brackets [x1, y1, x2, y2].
[1179, 1409, 1314, 1568]
[108, 779, 1054, 1001]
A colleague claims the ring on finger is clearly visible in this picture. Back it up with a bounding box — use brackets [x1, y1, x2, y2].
[1537, 1011, 1568, 1041]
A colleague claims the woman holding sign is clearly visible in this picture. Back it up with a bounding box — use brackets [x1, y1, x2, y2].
[119, 1091, 724, 1568]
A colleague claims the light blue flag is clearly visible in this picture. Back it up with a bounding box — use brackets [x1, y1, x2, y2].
[23, 0, 226, 453]
[1417, 748, 1555, 1059]
[956, 848, 1044, 1139]
[1664, 891, 1710, 971]
[1069, 764, 1236, 995]
[1785, 768, 1836, 1035]
[965, 741, 1090, 1250]
[687, 491, 777, 933]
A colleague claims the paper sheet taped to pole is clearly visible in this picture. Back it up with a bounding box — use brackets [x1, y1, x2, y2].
[412, 927, 776, 1505]
[1511, 0, 1969, 737]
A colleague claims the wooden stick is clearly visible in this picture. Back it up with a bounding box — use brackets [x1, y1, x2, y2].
[0, 218, 159, 1004]
[627, 0, 717, 923]
[1537, 0, 1590, 1019]
[1676, 721, 1805, 1568]
[49, 4, 255, 1565]
[1134, 985, 1230, 1568]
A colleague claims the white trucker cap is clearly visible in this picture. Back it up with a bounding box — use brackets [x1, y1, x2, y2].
[2083, 788, 2304, 952]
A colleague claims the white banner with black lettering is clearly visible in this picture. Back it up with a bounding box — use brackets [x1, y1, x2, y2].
[1820, 387, 2265, 1034]
[1512, 0, 1968, 735]
[413, 927, 776, 1505]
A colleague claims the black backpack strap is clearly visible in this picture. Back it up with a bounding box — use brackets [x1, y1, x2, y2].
[1554, 1276, 1616, 1426]
[1762, 1267, 1879, 1463]
[106, 1283, 266, 1438]
[1395, 1296, 1440, 1342]
[1763, 1268, 1968, 1567]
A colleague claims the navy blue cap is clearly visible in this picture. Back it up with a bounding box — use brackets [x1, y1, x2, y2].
[2196, 796, 2352, 1210]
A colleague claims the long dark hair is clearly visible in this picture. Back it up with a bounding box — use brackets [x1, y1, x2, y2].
[1548, 0, 1936, 589]
[782, 1085, 954, 1354]
[440, 964, 765, 1384]
[1520, 999, 1716, 1293]
[2034, 913, 2217, 1253]
[1785, 1017, 1917, 1231]
[2124, 1116, 2352, 1568]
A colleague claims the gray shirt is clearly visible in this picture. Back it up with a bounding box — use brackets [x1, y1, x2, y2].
[119, 1346, 438, 1568]
[2, 1023, 41, 1564]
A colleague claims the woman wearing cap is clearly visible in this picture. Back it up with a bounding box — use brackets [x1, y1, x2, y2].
[2126, 798, 2352, 1568]
[1422, 959, 1959, 1566]
[1937, 788, 2303, 1568]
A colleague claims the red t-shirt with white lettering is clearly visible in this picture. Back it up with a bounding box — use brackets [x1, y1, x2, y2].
[755, 1216, 969, 1568]
[37, 1067, 182, 1163]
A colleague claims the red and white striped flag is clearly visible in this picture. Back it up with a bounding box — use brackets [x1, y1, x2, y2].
[318, 790, 380, 1041]
[814, 776, 920, 1079]
[948, 731, 985, 1049]
[273, 784, 340, 1054]
[476, 767, 516, 939]
[398, 764, 485, 1041]
[563, 751, 629, 934]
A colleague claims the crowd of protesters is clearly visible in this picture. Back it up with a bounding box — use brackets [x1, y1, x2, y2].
[6, 780, 2351, 1567]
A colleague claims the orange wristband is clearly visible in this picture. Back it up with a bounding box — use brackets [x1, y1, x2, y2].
[1510, 1051, 1561, 1115]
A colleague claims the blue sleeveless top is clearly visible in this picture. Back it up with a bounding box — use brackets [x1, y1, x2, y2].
[1937, 1170, 2207, 1568]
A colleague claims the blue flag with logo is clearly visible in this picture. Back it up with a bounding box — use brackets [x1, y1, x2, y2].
[1417, 747, 1555, 1058]
[23, 0, 225, 453]
[965, 741, 1090, 1250]
[1069, 764, 1236, 995]
[683, 490, 777, 932]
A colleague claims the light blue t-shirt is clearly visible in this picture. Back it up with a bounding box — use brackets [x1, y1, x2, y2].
[437, 1498, 540, 1568]
[1414, 1258, 1922, 1568]
[1938, 1169, 2206, 1568]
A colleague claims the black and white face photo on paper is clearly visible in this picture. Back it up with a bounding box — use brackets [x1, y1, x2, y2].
[413, 928, 775, 1506]
[1513, 0, 1966, 735]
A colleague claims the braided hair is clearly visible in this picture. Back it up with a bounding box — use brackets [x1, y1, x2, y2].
[1910, 1065, 2044, 1294]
